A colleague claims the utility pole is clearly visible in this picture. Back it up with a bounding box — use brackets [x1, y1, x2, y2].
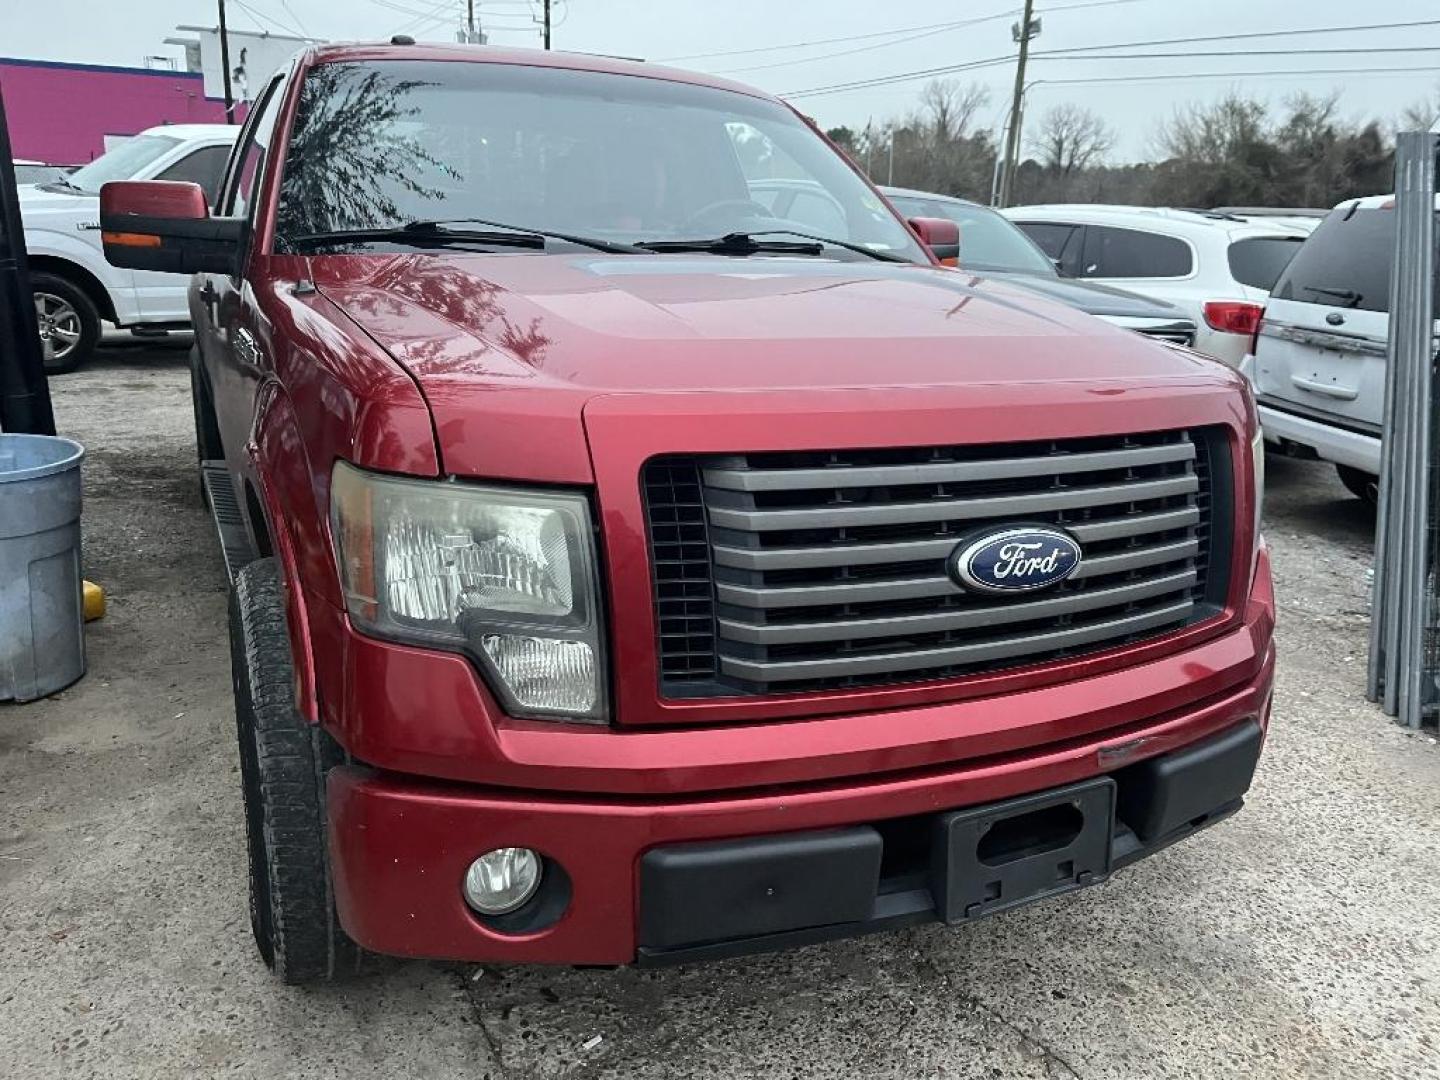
[999, 0, 1039, 208]
[543, 0, 551, 49]
[217, 0, 235, 123]
[459, 0, 486, 45]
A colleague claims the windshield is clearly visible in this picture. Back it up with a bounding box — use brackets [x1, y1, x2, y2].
[274, 60, 925, 262]
[886, 193, 1056, 275]
[1271, 207, 1439, 314]
[64, 135, 182, 194]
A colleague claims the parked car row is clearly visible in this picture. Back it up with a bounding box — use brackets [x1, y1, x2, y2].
[1002, 204, 1313, 367]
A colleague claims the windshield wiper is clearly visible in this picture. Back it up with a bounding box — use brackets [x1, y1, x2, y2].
[1302, 284, 1363, 307]
[285, 219, 644, 255]
[41, 176, 87, 195]
[418, 218, 646, 254]
[638, 230, 908, 263]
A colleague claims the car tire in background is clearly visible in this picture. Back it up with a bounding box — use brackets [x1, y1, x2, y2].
[1336, 464, 1379, 508]
[31, 271, 101, 376]
[231, 557, 362, 984]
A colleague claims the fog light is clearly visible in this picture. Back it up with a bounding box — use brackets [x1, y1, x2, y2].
[463, 848, 543, 916]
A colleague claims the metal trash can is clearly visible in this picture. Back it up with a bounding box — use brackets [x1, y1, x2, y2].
[0, 433, 85, 702]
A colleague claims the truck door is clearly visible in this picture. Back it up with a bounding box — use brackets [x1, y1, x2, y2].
[197, 76, 286, 476]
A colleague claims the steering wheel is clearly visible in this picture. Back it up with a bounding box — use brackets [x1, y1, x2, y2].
[680, 198, 775, 234]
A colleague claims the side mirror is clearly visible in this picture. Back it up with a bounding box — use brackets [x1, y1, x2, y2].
[907, 216, 961, 266]
[99, 181, 244, 275]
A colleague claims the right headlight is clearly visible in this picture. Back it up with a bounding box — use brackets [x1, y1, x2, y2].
[330, 462, 607, 723]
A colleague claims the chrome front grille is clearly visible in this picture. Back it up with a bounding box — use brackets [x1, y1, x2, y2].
[643, 428, 1232, 697]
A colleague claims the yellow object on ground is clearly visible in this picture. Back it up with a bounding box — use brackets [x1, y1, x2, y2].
[83, 580, 106, 622]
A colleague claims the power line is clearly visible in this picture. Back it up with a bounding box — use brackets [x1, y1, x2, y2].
[664, 0, 1148, 65]
[711, 12, 1018, 76]
[782, 18, 1440, 98]
[1036, 64, 1440, 89]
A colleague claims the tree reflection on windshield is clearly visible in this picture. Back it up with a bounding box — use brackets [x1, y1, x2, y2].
[276, 64, 458, 245]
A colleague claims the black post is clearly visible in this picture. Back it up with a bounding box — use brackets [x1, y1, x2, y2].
[0, 84, 55, 436]
[543, 0, 551, 49]
[218, 0, 235, 123]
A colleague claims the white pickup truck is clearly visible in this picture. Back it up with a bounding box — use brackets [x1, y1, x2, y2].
[20, 123, 239, 373]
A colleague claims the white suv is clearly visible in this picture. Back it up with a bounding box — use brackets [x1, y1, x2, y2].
[1003, 204, 1310, 367]
[1244, 193, 1435, 504]
[20, 124, 239, 373]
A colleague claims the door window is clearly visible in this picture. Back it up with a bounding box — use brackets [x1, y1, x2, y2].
[155, 145, 233, 207]
[219, 76, 285, 220]
[1015, 221, 1083, 275]
[1080, 226, 1193, 279]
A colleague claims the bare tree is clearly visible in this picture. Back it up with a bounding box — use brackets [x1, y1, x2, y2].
[917, 80, 990, 144]
[1030, 103, 1114, 178]
[1400, 85, 1440, 131]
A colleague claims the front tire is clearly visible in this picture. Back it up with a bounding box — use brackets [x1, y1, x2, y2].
[230, 558, 361, 984]
[1336, 464, 1379, 508]
[32, 272, 101, 375]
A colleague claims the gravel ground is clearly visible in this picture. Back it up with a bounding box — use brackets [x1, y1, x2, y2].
[2, 340, 1438, 1079]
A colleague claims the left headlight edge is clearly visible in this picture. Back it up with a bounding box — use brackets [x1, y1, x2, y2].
[329, 461, 609, 724]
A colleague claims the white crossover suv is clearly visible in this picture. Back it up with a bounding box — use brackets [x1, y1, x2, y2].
[1243, 193, 1438, 504]
[1003, 204, 1311, 367]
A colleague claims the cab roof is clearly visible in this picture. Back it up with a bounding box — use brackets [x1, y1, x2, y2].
[302, 42, 775, 103]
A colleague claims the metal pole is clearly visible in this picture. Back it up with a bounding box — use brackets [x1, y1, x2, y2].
[543, 0, 551, 49]
[888, 132, 895, 186]
[1396, 134, 1437, 725]
[1368, 131, 1440, 723]
[0, 86, 56, 435]
[218, 0, 235, 124]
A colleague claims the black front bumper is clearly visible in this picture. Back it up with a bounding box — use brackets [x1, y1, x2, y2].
[637, 719, 1263, 966]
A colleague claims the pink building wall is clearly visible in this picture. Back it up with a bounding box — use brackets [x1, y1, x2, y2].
[0, 58, 241, 165]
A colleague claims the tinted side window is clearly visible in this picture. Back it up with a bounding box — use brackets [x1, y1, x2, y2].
[1018, 222, 1078, 260]
[155, 145, 232, 207]
[1227, 236, 1305, 291]
[1271, 208, 1439, 314]
[1081, 226, 1192, 278]
[221, 78, 284, 219]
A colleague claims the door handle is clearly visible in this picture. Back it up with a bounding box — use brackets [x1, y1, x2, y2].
[198, 279, 219, 321]
[1290, 374, 1358, 401]
[233, 325, 262, 369]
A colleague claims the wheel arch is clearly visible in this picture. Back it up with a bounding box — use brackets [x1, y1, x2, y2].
[28, 255, 119, 323]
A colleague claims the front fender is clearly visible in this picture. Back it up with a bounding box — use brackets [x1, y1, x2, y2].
[245, 382, 326, 723]
[24, 225, 140, 322]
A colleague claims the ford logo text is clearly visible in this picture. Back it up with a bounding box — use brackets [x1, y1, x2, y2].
[949, 527, 1083, 595]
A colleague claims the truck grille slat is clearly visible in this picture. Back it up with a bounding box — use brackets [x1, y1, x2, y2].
[642, 428, 1232, 697]
[704, 474, 1200, 532]
[717, 569, 1199, 645]
[702, 441, 1195, 492]
[718, 600, 1197, 683]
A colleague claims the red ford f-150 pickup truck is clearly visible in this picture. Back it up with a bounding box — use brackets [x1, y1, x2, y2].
[98, 42, 1274, 983]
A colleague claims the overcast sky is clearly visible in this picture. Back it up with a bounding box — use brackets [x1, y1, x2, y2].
[2, 0, 1436, 159]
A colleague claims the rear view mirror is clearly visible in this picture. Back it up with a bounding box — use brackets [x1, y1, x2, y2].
[99, 181, 243, 275]
[907, 217, 960, 266]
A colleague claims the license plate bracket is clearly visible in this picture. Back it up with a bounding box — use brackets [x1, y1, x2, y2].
[931, 778, 1115, 923]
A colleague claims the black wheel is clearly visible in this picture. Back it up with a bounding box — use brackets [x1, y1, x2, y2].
[31, 271, 101, 375]
[230, 558, 361, 984]
[1336, 464, 1379, 508]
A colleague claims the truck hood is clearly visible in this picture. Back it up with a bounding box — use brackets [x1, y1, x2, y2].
[977, 270, 1188, 320]
[313, 252, 1235, 478]
[16, 184, 95, 218]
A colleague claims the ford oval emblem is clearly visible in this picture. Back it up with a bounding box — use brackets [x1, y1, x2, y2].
[949, 527, 1082, 595]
